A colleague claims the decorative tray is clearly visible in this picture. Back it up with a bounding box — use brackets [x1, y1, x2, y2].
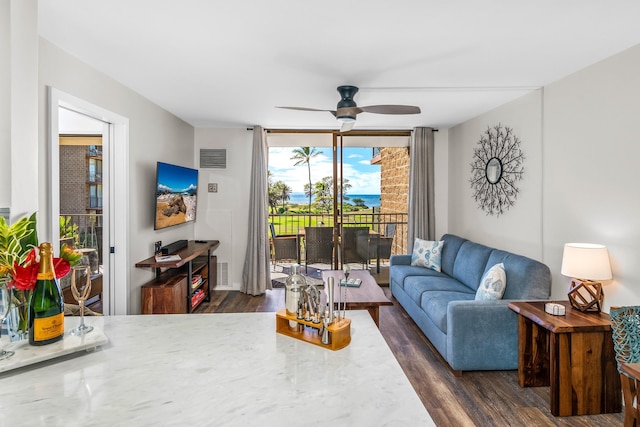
[340, 278, 362, 287]
[275, 309, 350, 351]
[0, 326, 109, 374]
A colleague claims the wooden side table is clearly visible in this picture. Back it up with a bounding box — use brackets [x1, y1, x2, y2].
[508, 300, 621, 416]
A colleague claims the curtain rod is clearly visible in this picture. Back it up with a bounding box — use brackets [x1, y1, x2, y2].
[248, 127, 438, 133]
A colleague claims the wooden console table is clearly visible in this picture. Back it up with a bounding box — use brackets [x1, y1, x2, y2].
[508, 300, 621, 416]
[136, 240, 219, 314]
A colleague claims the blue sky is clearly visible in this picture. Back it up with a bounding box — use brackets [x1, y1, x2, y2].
[268, 147, 381, 194]
[157, 162, 198, 192]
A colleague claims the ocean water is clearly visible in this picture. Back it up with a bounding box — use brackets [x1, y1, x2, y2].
[287, 192, 380, 207]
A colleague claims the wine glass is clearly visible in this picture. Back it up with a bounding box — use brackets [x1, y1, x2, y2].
[0, 279, 15, 359]
[343, 264, 351, 283]
[70, 266, 94, 336]
[341, 264, 350, 319]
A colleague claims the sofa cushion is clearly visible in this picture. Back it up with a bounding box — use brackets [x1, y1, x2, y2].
[439, 234, 467, 277]
[452, 241, 492, 291]
[404, 275, 473, 304]
[389, 264, 446, 291]
[421, 291, 475, 333]
[485, 250, 551, 300]
[475, 263, 506, 300]
[411, 238, 444, 271]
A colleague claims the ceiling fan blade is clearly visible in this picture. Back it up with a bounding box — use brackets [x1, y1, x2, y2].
[340, 120, 355, 132]
[359, 105, 421, 115]
[277, 106, 336, 113]
[335, 107, 362, 118]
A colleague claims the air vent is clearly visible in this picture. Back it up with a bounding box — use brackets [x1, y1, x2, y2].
[200, 149, 226, 168]
[217, 262, 229, 287]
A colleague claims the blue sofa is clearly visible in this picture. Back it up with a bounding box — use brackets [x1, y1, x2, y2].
[390, 234, 551, 372]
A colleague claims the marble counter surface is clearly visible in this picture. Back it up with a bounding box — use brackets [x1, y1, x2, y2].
[0, 322, 108, 374]
[0, 312, 434, 427]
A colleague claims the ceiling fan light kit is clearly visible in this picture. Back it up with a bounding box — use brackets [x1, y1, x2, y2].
[278, 85, 421, 131]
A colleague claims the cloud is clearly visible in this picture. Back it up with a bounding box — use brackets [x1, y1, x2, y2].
[268, 146, 380, 194]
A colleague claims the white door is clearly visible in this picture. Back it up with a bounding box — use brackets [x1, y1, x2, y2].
[49, 87, 129, 315]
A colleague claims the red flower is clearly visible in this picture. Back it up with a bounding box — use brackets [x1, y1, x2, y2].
[10, 247, 72, 290]
[23, 248, 38, 266]
[11, 261, 38, 291]
[53, 258, 71, 279]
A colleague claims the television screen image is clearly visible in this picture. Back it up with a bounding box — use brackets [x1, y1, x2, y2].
[154, 162, 198, 230]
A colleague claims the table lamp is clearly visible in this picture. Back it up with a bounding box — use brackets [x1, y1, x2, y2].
[561, 243, 612, 313]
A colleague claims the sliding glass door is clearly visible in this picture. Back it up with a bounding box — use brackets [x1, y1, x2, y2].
[267, 130, 410, 272]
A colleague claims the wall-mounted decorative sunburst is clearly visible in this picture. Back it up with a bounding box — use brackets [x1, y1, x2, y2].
[469, 124, 525, 216]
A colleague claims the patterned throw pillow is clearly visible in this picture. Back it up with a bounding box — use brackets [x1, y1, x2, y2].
[410, 238, 444, 272]
[475, 263, 507, 301]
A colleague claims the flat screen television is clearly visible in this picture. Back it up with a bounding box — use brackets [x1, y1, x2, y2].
[154, 162, 199, 230]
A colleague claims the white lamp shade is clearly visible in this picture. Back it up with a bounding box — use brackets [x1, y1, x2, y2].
[560, 243, 612, 281]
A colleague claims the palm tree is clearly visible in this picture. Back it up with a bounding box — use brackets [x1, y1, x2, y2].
[317, 176, 352, 209]
[291, 147, 322, 225]
[273, 181, 292, 211]
[267, 171, 278, 214]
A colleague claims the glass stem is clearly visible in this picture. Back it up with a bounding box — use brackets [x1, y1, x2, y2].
[79, 300, 85, 328]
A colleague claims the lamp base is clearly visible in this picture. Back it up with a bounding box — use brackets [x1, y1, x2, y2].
[567, 279, 603, 313]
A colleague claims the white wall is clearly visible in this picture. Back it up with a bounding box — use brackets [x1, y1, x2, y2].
[194, 128, 253, 290]
[448, 90, 544, 260]
[448, 44, 640, 311]
[38, 38, 195, 314]
[0, 0, 39, 218]
[542, 44, 640, 309]
[0, 1, 10, 208]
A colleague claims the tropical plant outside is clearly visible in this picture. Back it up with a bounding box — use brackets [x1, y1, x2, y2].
[269, 146, 374, 220]
[290, 146, 322, 225]
[60, 215, 80, 245]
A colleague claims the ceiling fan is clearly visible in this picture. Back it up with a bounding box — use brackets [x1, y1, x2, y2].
[278, 85, 421, 132]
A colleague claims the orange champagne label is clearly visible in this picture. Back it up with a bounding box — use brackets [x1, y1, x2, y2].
[33, 312, 64, 341]
[37, 271, 55, 280]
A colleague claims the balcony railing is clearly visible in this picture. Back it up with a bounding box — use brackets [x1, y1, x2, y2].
[59, 213, 103, 263]
[269, 211, 409, 257]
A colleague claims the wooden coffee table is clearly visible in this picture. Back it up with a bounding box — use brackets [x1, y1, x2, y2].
[508, 300, 621, 416]
[322, 269, 392, 327]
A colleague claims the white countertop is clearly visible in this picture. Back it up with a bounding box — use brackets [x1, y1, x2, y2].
[0, 311, 434, 427]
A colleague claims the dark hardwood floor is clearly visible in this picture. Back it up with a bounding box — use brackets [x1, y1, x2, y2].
[195, 287, 624, 426]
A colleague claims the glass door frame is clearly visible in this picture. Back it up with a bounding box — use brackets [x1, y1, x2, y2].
[266, 128, 411, 271]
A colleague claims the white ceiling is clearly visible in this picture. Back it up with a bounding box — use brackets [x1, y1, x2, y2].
[38, 0, 640, 130]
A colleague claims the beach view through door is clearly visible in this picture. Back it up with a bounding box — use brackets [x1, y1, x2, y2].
[266, 130, 410, 284]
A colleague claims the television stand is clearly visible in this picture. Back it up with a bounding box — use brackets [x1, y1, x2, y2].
[136, 240, 220, 314]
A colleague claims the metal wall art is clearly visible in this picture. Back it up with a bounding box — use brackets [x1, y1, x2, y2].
[469, 124, 525, 216]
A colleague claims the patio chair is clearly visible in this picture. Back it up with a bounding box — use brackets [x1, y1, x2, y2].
[341, 226, 369, 266]
[356, 223, 396, 270]
[304, 226, 333, 273]
[610, 305, 640, 427]
[269, 223, 299, 271]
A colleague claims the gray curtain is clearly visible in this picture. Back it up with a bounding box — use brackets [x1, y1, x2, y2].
[241, 126, 272, 295]
[407, 127, 435, 251]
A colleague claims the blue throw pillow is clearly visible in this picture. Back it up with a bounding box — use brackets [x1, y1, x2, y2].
[410, 238, 444, 272]
[475, 263, 507, 300]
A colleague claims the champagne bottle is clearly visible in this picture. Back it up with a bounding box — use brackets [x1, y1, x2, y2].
[29, 242, 65, 345]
